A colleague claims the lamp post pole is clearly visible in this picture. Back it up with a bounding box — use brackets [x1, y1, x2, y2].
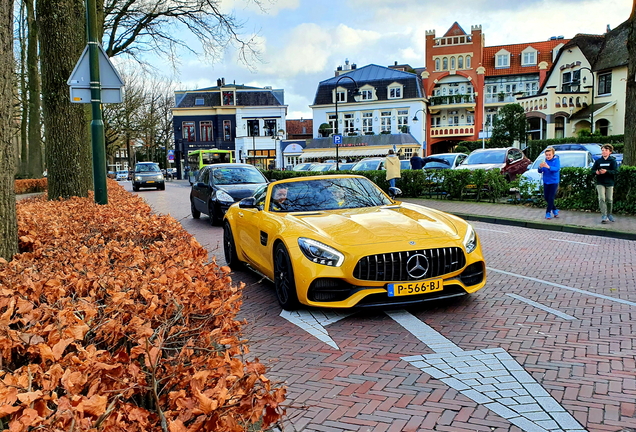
[580, 66, 595, 134]
[252, 134, 256, 167]
[411, 108, 426, 155]
[333, 75, 359, 170]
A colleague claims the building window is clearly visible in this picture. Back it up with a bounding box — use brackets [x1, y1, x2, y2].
[195, 97, 204, 106]
[389, 86, 402, 99]
[361, 89, 373, 100]
[362, 112, 373, 134]
[336, 90, 346, 102]
[200, 121, 212, 141]
[381, 111, 391, 132]
[522, 51, 536, 65]
[443, 57, 448, 70]
[505, 84, 517, 95]
[562, 72, 572, 92]
[458, 56, 464, 69]
[598, 72, 611, 95]
[264, 119, 276, 136]
[450, 57, 455, 70]
[435, 58, 440, 70]
[344, 114, 355, 134]
[466, 55, 471, 68]
[397, 110, 408, 132]
[247, 119, 259, 137]
[496, 54, 509, 68]
[525, 82, 538, 95]
[431, 116, 440, 127]
[183, 121, 195, 142]
[486, 85, 497, 98]
[328, 114, 337, 135]
[223, 120, 231, 141]
[555, 117, 565, 139]
[222, 91, 235, 106]
[467, 114, 474, 125]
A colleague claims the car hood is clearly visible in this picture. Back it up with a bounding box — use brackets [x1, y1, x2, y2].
[286, 203, 460, 247]
[521, 169, 541, 183]
[219, 183, 266, 200]
[455, 163, 504, 171]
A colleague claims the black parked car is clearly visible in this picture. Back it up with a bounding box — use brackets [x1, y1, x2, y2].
[190, 163, 269, 225]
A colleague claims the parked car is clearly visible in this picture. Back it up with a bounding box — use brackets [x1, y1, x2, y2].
[222, 175, 486, 310]
[521, 150, 595, 194]
[544, 143, 622, 165]
[330, 162, 356, 171]
[422, 153, 468, 170]
[351, 157, 384, 171]
[190, 163, 269, 225]
[455, 147, 531, 181]
[116, 170, 128, 181]
[309, 163, 336, 172]
[132, 162, 165, 191]
[292, 163, 315, 171]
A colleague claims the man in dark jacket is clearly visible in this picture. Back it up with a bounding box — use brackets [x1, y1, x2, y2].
[591, 144, 619, 223]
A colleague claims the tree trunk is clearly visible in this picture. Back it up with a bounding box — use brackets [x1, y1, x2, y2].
[0, 0, 18, 260]
[26, 0, 43, 179]
[625, 1, 636, 167]
[37, 0, 91, 199]
[18, 6, 29, 178]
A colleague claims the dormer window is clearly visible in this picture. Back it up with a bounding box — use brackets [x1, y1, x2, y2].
[521, 47, 538, 66]
[195, 97, 204, 106]
[496, 49, 510, 69]
[388, 83, 403, 99]
[359, 85, 376, 101]
[333, 87, 347, 103]
[222, 91, 235, 106]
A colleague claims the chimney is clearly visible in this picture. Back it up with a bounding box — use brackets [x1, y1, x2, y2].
[221, 77, 225, 85]
[216, 78, 222, 86]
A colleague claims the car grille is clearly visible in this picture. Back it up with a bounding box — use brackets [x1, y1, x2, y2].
[353, 247, 466, 282]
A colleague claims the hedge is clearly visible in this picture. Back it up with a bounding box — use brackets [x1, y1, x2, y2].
[0, 180, 285, 431]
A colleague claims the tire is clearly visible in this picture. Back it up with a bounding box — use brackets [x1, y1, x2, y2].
[223, 223, 241, 270]
[132, 185, 139, 192]
[159, 183, 165, 190]
[273, 243, 300, 310]
[208, 201, 221, 226]
[191, 199, 201, 219]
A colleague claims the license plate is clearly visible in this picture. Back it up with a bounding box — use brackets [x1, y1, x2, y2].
[147, 180, 155, 183]
[387, 278, 443, 297]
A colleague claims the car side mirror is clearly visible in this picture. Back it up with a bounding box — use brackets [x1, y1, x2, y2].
[238, 197, 258, 209]
[196, 182, 208, 188]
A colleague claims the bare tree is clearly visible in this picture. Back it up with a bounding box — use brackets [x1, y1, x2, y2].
[0, 0, 18, 259]
[625, 0, 636, 166]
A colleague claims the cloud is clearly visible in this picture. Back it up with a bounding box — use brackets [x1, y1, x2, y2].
[219, 0, 300, 16]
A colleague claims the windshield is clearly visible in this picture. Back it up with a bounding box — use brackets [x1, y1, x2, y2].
[532, 152, 588, 169]
[211, 167, 267, 185]
[463, 149, 507, 165]
[581, 144, 602, 156]
[269, 177, 392, 212]
[135, 164, 160, 173]
[352, 160, 381, 171]
[422, 157, 452, 169]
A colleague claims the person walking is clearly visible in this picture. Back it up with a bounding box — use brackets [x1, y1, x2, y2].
[410, 151, 424, 170]
[537, 146, 560, 220]
[591, 144, 619, 223]
[385, 149, 401, 188]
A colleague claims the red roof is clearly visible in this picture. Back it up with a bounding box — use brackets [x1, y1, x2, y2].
[483, 39, 570, 77]
[443, 22, 468, 37]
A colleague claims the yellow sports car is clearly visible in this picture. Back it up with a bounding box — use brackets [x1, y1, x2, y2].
[223, 175, 486, 310]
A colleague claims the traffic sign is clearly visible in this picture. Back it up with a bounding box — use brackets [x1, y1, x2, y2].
[333, 134, 343, 145]
[67, 44, 124, 103]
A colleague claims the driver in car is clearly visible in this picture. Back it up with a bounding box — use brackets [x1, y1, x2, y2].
[271, 186, 289, 211]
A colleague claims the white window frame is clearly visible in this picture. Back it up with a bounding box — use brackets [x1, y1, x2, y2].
[362, 112, 373, 134]
[388, 85, 403, 99]
[361, 89, 373, 100]
[344, 113, 355, 134]
[522, 51, 537, 66]
[195, 97, 204, 106]
[381, 111, 392, 132]
[397, 110, 408, 131]
[497, 54, 509, 68]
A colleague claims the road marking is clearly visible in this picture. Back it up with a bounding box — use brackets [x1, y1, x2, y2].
[476, 228, 510, 233]
[387, 310, 586, 432]
[279, 309, 354, 350]
[488, 267, 636, 307]
[506, 293, 578, 320]
[548, 238, 597, 246]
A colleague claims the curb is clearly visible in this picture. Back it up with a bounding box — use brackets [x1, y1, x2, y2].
[453, 212, 636, 241]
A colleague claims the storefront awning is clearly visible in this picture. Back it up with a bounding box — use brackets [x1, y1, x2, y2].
[301, 145, 417, 160]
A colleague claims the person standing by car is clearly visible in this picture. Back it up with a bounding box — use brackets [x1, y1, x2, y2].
[591, 144, 619, 223]
[410, 151, 423, 170]
[537, 146, 560, 220]
[385, 149, 401, 188]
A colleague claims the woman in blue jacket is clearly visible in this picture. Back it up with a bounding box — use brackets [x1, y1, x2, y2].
[537, 147, 560, 219]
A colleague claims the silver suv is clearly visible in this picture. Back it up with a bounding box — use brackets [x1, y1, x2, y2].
[132, 162, 165, 191]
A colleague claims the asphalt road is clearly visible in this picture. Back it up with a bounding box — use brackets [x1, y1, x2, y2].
[131, 179, 636, 432]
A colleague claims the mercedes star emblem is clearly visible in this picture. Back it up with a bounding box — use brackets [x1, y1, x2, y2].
[406, 254, 429, 279]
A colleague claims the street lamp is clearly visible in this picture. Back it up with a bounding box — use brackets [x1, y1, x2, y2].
[412, 109, 426, 155]
[272, 129, 284, 169]
[333, 75, 360, 170]
[579, 66, 595, 134]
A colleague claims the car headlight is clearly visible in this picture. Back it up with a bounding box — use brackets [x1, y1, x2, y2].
[135, 175, 142, 181]
[463, 224, 477, 254]
[215, 190, 234, 202]
[298, 238, 344, 267]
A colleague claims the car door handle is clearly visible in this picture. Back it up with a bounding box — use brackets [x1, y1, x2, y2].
[238, 212, 244, 218]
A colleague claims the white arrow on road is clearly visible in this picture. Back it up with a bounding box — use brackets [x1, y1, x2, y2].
[387, 310, 587, 432]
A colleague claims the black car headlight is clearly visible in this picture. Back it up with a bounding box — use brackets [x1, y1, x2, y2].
[215, 190, 233, 203]
[298, 238, 344, 267]
[463, 224, 477, 254]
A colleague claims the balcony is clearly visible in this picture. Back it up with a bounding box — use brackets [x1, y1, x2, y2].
[430, 125, 475, 138]
[485, 94, 517, 104]
[429, 94, 476, 108]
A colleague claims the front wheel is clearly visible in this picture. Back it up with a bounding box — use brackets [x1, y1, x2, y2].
[274, 244, 300, 310]
[191, 199, 201, 219]
[208, 201, 220, 226]
[132, 185, 139, 192]
[223, 223, 241, 269]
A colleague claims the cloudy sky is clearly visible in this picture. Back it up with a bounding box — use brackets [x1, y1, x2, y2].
[165, 0, 632, 119]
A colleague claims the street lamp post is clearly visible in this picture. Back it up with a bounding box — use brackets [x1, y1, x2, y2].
[579, 66, 595, 134]
[411, 109, 426, 155]
[333, 75, 360, 170]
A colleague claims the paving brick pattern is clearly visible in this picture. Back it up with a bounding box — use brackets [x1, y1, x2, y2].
[135, 182, 636, 432]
